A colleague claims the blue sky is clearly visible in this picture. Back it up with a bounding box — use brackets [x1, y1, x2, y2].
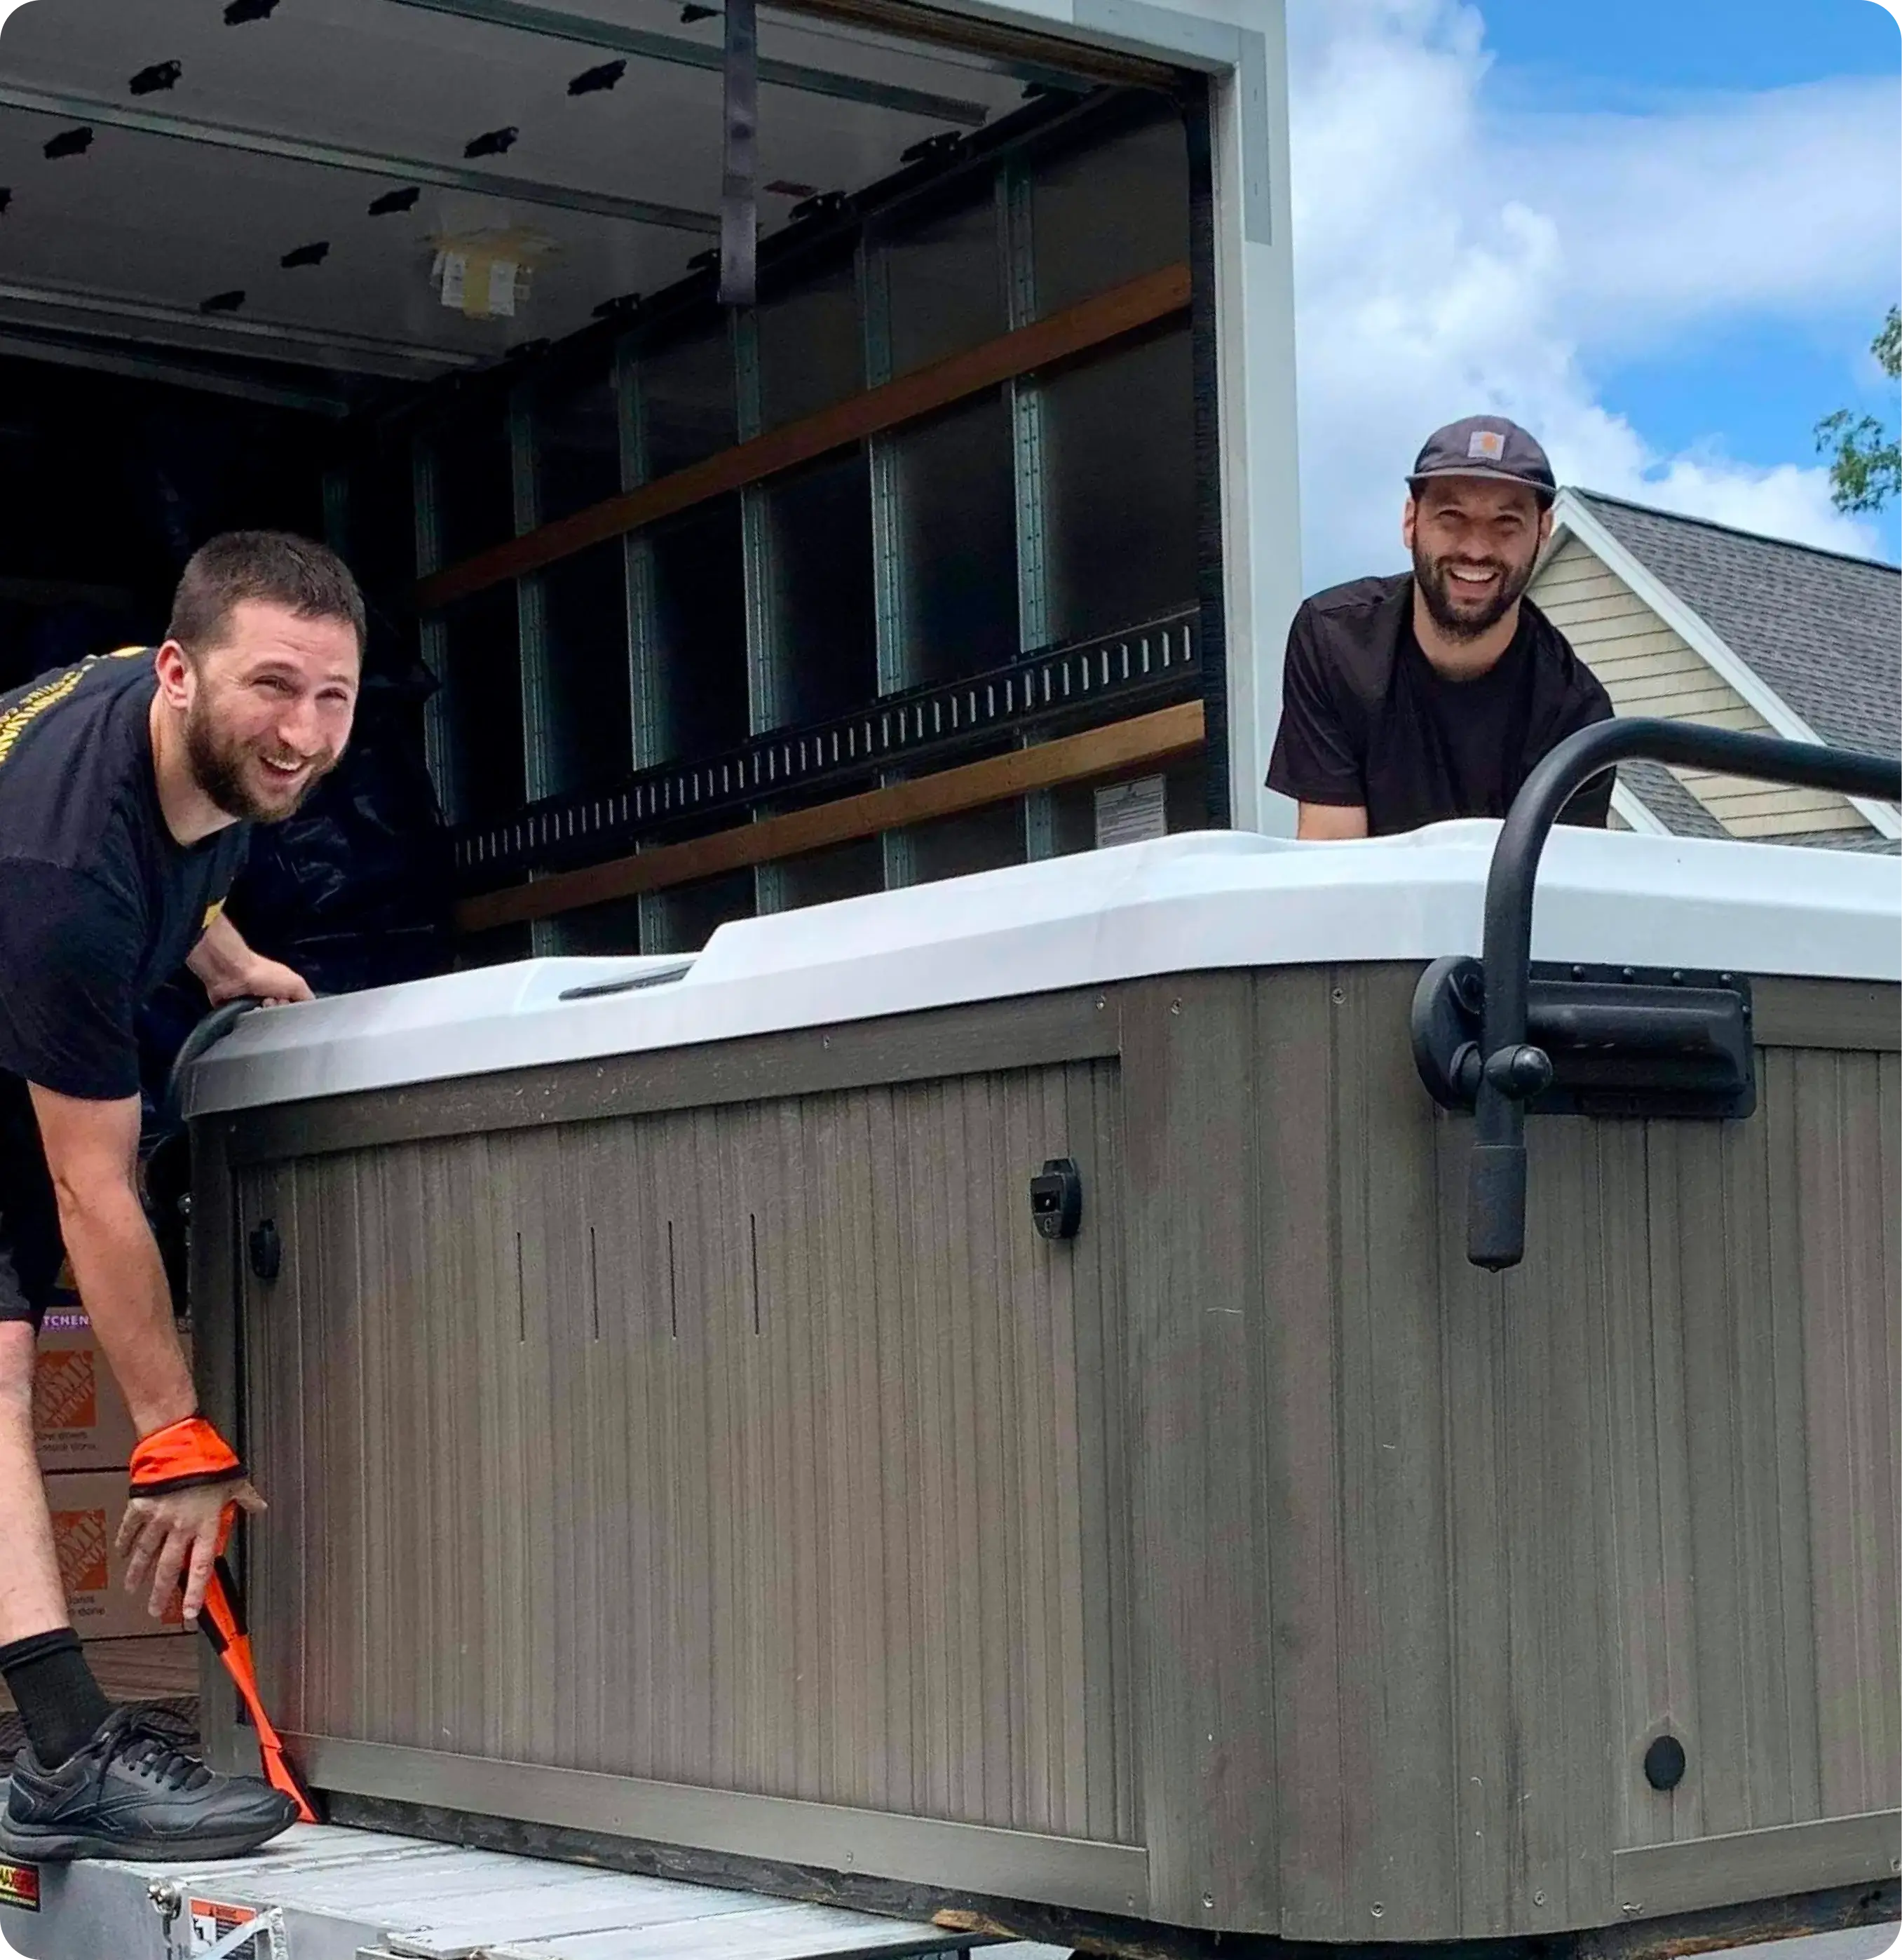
[1486, 0, 1900, 560]
[1287, 0, 1901, 580]
[1481, 0, 1897, 102]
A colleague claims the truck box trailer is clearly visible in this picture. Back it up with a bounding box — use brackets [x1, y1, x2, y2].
[0, 0, 1301, 975]
[1, 1816, 1073, 1958]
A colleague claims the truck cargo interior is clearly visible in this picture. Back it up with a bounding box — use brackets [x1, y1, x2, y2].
[0, 0, 1222, 979]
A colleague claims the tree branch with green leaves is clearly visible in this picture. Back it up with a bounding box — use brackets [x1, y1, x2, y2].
[1816, 306, 1901, 515]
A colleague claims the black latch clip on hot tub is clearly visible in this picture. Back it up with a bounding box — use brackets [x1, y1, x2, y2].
[1411, 716, 1902, 1272]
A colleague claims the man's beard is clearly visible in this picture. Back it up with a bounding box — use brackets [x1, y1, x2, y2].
[1413, 543, 1535, 642]
[184, 702, 332, 823]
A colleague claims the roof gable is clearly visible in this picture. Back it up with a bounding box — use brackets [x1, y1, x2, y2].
[1614, 759, 1729, 840]
[1569, 491, 1900, 759]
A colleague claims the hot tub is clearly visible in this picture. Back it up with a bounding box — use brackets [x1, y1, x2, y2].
[183, 818, 1900, 1949]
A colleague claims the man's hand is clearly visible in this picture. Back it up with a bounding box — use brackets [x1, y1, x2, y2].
[212, 954, 313, 1008]
[188, 911, 314, 1007]
[117, 1478, 267, 1627]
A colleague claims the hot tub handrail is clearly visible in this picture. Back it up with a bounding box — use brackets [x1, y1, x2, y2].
[161, 996, 264, 1133]
[1469, 716, 1902, 1272]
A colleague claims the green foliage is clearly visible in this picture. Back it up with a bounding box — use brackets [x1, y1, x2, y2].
[1816, 306, 1901, 515]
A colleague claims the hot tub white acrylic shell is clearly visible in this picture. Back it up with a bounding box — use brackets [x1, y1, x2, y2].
[188, 824, 1902, 1115]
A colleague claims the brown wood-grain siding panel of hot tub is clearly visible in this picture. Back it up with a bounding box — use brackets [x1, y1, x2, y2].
[1650, 1070, 1817, 1844]
[1751, 978, 1898, 1052]
[1788, 1046, 1900, 1825]
[1593, 1109, 1701, 1859]
[1246, 964, 1625, 1941]
[239, 1157, 308, 1743]
[189, 1118, 243, 1775]
[1120, 974, 1278, 1933]
[240, 1058, 1138, 1860]
[1254, 965, 1347, 1938]
[220, 988, 1120, 1165]
[1603, 1043, 1901, 1865]
[1434, 1029, 1620, 1935]
[1259, 965, 1472, 1940]
[1587, 984, 1898, 1865]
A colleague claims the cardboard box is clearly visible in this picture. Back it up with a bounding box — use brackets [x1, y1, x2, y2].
[33, 1302, 138, 1473]
[33, 1274, 192, 1473]
[45, 1470, 184, 1639]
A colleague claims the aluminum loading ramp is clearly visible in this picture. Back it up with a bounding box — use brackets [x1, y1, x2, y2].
[0, 1823, 1066, 1960]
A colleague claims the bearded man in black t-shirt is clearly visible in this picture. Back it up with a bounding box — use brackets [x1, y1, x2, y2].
[1267, 415, 1613, 838]
[0, 532, 361, 1860]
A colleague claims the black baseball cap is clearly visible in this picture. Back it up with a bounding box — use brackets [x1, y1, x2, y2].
[1408, 415, 1556, 506]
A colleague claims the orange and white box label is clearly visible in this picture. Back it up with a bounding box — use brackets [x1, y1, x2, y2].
[189, 1896, 277, 1956]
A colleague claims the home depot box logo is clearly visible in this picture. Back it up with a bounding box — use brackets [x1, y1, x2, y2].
[33, 1299, 154, 1473]
[44, 1470, 182, 1635]
[51, 1503, 109, 1595]
[34, 1341, 97, 1434]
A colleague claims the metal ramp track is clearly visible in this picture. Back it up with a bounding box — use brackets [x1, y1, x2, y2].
[0, 1823, 1069, 1960]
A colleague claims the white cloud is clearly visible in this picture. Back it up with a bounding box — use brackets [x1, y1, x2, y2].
[1287, 0, 1898, 585]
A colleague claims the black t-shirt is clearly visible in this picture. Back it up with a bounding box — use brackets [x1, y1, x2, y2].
[1265, 574, 1615, 836]
[0, 649, 250, 1100]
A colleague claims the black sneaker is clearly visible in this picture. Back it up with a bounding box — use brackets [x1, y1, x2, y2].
[0, 1708, 297, 1862]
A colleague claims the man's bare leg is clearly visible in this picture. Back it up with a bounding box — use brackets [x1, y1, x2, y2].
[0, 1322, 297, 1858]
[0, 1314, 116, 1776]
[0, 1321, 67, 1643]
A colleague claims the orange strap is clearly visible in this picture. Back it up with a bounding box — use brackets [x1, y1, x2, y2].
[129, 1416, 244, 1496]
[133, 1420, 318, 1821]
[199, 1546, 320, 1825]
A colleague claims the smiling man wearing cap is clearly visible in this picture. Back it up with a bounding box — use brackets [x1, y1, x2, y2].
[1267, 415, 1613, 838]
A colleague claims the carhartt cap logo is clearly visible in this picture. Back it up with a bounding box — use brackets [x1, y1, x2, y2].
[1468, 428, 1506, 461]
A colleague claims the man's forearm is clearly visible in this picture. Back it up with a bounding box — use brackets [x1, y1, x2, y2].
[186, 910, 252, 996]
[1297, 801, 1371, 840]
[186, 910, 312, 1008]
[54, 1187, 194, 1437]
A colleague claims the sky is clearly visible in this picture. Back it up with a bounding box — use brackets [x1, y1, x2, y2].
[1285, 0, 1902, 588]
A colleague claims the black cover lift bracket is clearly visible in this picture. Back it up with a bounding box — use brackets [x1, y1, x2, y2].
[1424, 716, 1901, 1273]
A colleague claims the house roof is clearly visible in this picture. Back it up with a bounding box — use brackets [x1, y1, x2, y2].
[1614, 759, 1729, 840]
[1769, 828, 1901, 855]
[1568, 491, 1901, 759]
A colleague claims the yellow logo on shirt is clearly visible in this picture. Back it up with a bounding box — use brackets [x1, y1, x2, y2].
[203, 900, 226, 931]
[0, 647, 148, 771]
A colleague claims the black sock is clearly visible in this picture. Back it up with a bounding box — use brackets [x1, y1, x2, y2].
[1, 1628, 113, 1767]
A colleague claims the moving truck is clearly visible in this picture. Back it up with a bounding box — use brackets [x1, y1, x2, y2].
[0, 0, 1301, 968]
[0, 4, 1303, 1948]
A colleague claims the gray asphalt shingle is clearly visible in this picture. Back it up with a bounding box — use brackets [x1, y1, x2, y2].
[1574, 491, 1901, 759]
[1614, 759, 1730, 839]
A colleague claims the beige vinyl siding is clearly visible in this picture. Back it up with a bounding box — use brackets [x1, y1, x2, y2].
[1532, 535, 1870, 838]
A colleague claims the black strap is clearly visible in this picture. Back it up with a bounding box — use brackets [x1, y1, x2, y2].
[127, 1464, 250, 1497]
[719, 0, 759, 306]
